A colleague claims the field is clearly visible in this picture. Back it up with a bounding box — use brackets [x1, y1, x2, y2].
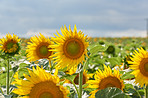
[0, 36, 148, 98]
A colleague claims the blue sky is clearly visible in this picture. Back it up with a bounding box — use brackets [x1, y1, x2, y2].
[0, 0, 148, 37]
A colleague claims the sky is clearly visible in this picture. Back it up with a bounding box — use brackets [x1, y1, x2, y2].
[0, 0, 148, 38]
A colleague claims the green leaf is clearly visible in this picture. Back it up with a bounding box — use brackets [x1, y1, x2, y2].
[84, 88, 97, 92]
[95, 87, 130, 98]
[18, 68, 29, 78]
[0, 71, 13, 86]
[106, 57, 122, 67]
[3, 95, 12, 98]
[61, 73, 78, 82]
[12, 66, 19, 73]
[19, 63, 28, 68]
[121, 71, 135, 80]
[124, 84, 133, 91]
[88, 44, 108, 56]
[94, 58, 105, 65]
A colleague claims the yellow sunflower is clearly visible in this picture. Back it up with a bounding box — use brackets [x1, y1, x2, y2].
[65, 67, 93, 85]
[26, 33, 54, 62]
[49, 25, 89, 70]
[0, 33, 21, 55]
[12, 66, 69, 98]
[87, 65, 124, 98]
[128, 47, 148, 87]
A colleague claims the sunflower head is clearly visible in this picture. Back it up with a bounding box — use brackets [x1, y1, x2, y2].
[128, 47, 148, 87]
[118, 44, 122, 49]
[99, 40, 105, 45]
[124, 54, 132, 68]
[64, 67, 93, 85]
[73, 70, 89, 85]
[87, 65, 124, 97]
[49, 25, 89, 70]
[0, 33, 21, 56]
[12, 66, 69, 98]
[26, 33, 54, 62]
[106, 45, 115, 54]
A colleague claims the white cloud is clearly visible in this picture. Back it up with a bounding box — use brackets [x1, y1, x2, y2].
[25, 29, 60, 38]
[23, 29, 147, 38]
[81, 29, 147, 37]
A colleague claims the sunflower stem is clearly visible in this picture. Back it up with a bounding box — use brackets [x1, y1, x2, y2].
[71, 81, 79, 97]
[49, 60, 52, 71]
[0, 86, 4, 95]
[145, 85, 148, 98]
[79, 69, 83, 98]
[6, 58, 10, 95]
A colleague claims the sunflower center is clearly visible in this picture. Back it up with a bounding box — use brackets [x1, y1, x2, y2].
[6, 42, 14, 49]
[39, 46, 49, 56]
[139, 58, 148, 77]
[39, 92, 53, 98]
[74, 73, 86, 85]
[30, 81, 64, 98]
[106, 46, 115, 54]
[106, 83, 115, 88]
[63, 38, 84, 59]
[144, 63, 148, 72]
[36, 42, 52, 58]
[5, 41, 18, 53]
[99, 76, 122, 90]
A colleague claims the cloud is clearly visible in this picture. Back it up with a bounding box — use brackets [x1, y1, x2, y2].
[25, 29, 60, 38]
[82, 29, 147, 37]
[0, 0, 148, 37]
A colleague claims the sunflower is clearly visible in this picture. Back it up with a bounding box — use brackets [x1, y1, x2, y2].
[106, 45, 115, 54]
[0, 33, 21, 55]
[98, 40, 105, 45]
[26, 33, 54, 62]
[128, 47, 148, 87]
[65, 67, 93, 85]
[124, 54, 132, 69]
[49, 25, 89, 70]
[87, 65, 124, 98]
[12, 66, 69, 98]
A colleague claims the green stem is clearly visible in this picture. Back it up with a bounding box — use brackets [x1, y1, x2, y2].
[135, 88, 141, 98]
[49, 60, 52, 73]
[0, 86, 4, 95]
[78, 58, 88, 98]
[145, 85, 148, 98]
[6, 59, 10, 95]
[71, 81, 79, 97]
[79, 69, 83, 98]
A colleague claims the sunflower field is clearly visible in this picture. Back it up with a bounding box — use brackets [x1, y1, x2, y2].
[0, 25, 148, 98]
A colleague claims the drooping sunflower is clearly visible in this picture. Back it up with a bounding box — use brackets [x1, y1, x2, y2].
[128, 47, 148, 87]
[65, 67, 93, 85]
[49, 25, 89, 70]
[124, 54, 132, 69]
[26, 33, 54, 62]
[0, 33, 21, 55]
[12, 66, 69, 98]
[106, 45, 115, 54]
[87, 65, 124, 98]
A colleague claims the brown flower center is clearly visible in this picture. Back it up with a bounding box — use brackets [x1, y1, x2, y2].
[36, 42, 52, 59]
[139, 58, 148, 77]
[63, 38, 84, 59]
[30, 81, 64, 98]
[99, 76, 122, 90]
[74, 73, 86, 85]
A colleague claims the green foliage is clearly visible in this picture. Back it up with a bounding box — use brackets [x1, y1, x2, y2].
[88, 43, 108, 56]
[121, 70, 135, 80]
[95, 87, 130, 98]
